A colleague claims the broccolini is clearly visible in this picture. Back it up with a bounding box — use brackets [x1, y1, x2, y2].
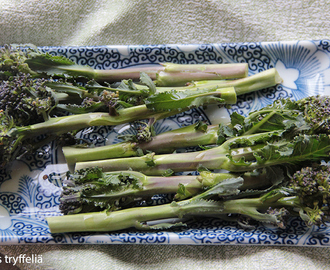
[64, 95, 329, 164]
[47, 164, 330, 233]
[0, 44, 249, 85]
[59, 166, 284, 215]
[0, 84, 239, 168]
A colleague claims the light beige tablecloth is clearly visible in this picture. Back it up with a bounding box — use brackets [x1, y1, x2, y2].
[1, 0, 329, 46]
[0, 0, 330, 269]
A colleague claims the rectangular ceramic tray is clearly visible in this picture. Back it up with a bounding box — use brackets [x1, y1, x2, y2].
[1, 40, 330, 245]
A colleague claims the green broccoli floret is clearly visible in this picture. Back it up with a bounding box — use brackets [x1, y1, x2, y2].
[0, 44, 37, 78]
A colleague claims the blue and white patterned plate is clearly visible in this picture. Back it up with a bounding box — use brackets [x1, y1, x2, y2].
[1, 40, 330, 245]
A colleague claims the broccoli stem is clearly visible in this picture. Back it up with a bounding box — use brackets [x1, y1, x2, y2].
[75, 132, 330, 175]
[62, 124, 221, 164]
[53, 63, 249, 85]
[120, 173, 204, 197]
[74, 132, 270, 174]
[3, 106, 177, 167]
[59, 167, 279, 216]
[48, 194, 298, 233]
[2, 86, 239, 168]
[161, 62, 248, 75]
[48, 203, 186, 233]
[4, 45, 249, 85]
[155, 63, 248, 86]
[48, 177, 244, 233]
[13, 105, 165, 138]
[107, 172, 210, 197]
[156, 68, 282, 95]
[61, 170, 236, 213]
[73, 145, 247, 174]
[47, 178, 290, 233]
[47, 200, 263, 233]
[63, 142, 140, 164]
[92, 66, 164, 82]
[10, 85, 239, 139]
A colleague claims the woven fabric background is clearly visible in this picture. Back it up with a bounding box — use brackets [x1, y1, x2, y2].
[1, 0, 329, 46]
[0, 0, 330, 269]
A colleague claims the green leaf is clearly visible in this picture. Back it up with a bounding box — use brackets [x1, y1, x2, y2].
[253, 134, 330, 167]
[176, 183, 187, 198]
[61, 169, 148, 213]
[56, 102, 104, 114]
[85, 79, 150, 109]
[241, 98, 311, 135]
[217, 123, 234, 145]
[227, 155, 253, 167]
[145, 88, 226, 112]
[198, 145, 214, 150]
[194, 121, 208, 132]
[140, 72, 157, 95]
[175, 198, 225, 217]
[25, 53, 79, 76]
[46, 81, 89, 98]
[227, 130, 283, 150]
[197, 165, 210, 172]
[145, 152, 156, 167]
[193, 177, 243, 200]
[205, 177, 243, 196]
[116, 80, 149, 96]
[162, 168, 174, 177]
[230, 111, 245, 127]
[85, 80, 110, 94]
[256, 166, 286, 186]
[117, 79, 138, 91]
[117, 100, 135, 108]
[259, 188, 291, 203]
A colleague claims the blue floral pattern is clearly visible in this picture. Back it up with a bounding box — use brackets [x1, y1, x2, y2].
[0, 41, 330, 245]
